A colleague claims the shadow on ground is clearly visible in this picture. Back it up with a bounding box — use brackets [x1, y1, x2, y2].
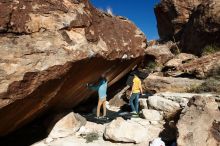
[81, 104, 139, 125]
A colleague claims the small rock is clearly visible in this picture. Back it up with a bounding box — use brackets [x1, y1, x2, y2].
[142, 109, 163, 121]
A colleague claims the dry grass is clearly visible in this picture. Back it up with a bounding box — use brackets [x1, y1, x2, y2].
[202, 44, 220, 56]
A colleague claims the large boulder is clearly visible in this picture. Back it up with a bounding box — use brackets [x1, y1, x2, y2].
[46, 112, 86, 142]
[145, 43, 174, 65]
[155, 92, 214, 107]
[155, 0, 220, 55]
[154, 0, 203, 41]
[143, 74, 204, 93]
[177, 96, 220, 146]
[104, 117, 148, 143]
[0, 0, 147, 135]
[181, 0, 220, 55]
[148, 95, 181, 118]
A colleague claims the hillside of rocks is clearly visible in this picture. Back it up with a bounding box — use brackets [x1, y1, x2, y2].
[0, 0, 146, 135]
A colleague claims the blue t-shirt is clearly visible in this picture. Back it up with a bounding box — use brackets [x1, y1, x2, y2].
[89, 79, 107, 99]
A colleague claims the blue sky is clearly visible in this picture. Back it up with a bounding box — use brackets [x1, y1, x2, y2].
[90, 0, 160, 40]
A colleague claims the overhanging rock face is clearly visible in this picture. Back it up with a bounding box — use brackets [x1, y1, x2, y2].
[0, 0, 147, 135]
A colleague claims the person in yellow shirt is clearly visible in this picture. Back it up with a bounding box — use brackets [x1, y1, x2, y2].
[129, 74, 143, 115]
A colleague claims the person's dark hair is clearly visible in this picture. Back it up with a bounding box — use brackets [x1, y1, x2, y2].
[100, 74, 107, 82]
[130, 69, 138, 76]
[131, 69, 148, 80]
[99, 77, 105, 81]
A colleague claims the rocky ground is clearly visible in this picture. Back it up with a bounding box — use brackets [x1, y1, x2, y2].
[30, 93, 219, 146]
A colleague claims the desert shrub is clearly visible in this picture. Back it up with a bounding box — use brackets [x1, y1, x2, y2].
[190, 67, 220, 94]
[207, 67, 220, 79]
[146, 60, 157, 70]
[202, 44, 220, 56]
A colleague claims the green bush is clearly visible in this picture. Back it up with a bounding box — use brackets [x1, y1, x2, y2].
[202, 44, 220, 56]
[146, 60, 157, 70]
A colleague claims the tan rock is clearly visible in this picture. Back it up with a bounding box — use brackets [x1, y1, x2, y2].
[165, 53, 197, 68]
[145, 43, 174, 65]
[46, 112, 86, 140]
[148, 95, 181, 118]
[141, 109, 163, 121]
[143, 74, 204, 93]
[104, 117, 148, 144]
[177, 96, 220, 146]
[155, 92, 214, 107]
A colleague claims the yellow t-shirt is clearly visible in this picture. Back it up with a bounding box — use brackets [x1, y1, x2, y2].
[132, 76, 141, 93]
